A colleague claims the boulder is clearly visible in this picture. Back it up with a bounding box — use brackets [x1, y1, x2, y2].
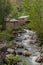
[7, 48, 16, 55]
[22, 50, 31, 56]
[35, 56, 43, 63]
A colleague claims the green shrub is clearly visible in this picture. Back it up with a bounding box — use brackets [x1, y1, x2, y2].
[28, 22, 43, 41]
[4, 54, 21, 65]
[0, 30, 12, 41]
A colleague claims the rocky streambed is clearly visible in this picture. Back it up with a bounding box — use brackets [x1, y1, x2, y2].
[0, 29, 42, 65]
[15, 29, 41, 65]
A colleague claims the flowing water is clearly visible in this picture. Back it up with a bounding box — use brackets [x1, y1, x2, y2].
[16, 29, 40, 65]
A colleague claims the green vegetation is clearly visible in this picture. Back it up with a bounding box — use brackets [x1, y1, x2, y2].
[0, 29, 12, 41]
[0, 54, 21, 65]
[9, 0, 19, 18]
[4, 54, 21, 65]
[0, 0, 12, 29]
[22, 0, 43, 41]
[0, 0, 43, 65]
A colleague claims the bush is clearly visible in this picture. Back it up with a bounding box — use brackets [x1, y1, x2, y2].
[4, 54, 21, 65]
[28, 22, 43, 41]
[0, 29, 12, 41]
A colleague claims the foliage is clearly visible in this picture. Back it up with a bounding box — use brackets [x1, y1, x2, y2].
[0, 0, 12, 25]
[22, 0, 43, 41]
[8, 0, 19, 18]
[0, 29, 12, 41]
[0, 54, 21, 65]
[4, 54, 21, 65]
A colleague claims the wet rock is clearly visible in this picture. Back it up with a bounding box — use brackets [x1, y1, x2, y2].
[16, 38, 22, 42]
[11, 45, 17, 50]
[35, 56, 43, 63]
[22, 50, 31, 56]
[0, 45, 9, 53]
[24, 38, 27, 40]
[41, 50, 43, 53]
[24, 47, 28, 51]
[7, 48, 16, 55]
[16, 45, 19, 48]
[16, 44, 24, 48]
[37, 41, 43, 47]
[17, 51, 22, 55]
[1, 52, 7, 60]
[30, 40, 36, 44]
[0, 43, 7, 50]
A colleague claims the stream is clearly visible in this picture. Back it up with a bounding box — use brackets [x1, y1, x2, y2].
[15, 29, 40, 65]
